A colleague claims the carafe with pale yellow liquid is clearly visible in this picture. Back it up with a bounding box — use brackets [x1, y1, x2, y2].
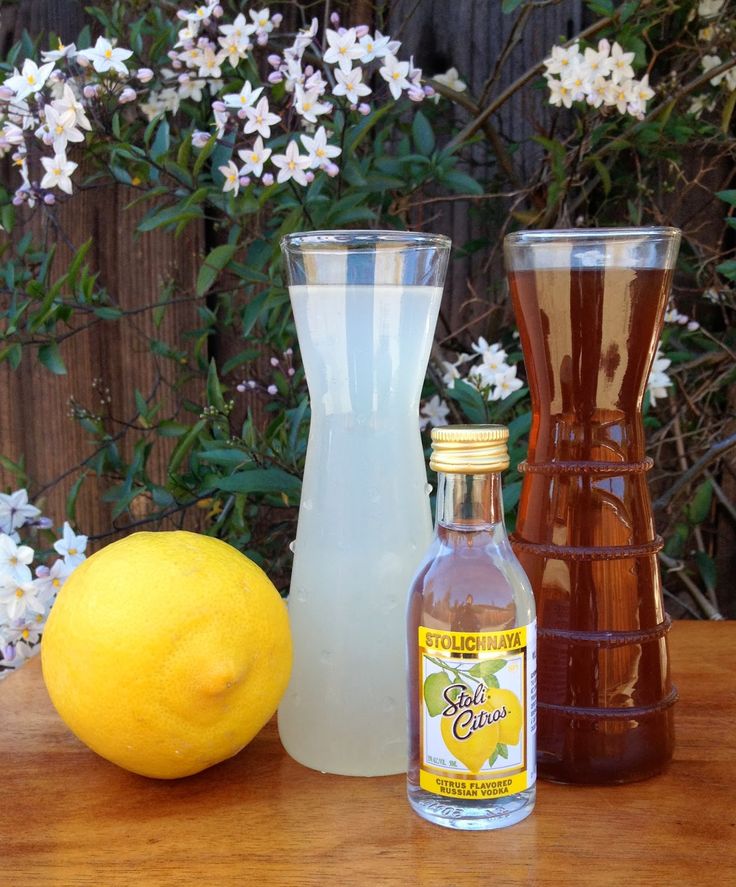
[279, 231, 450, 776]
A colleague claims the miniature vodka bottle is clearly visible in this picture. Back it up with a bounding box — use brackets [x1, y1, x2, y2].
[407, 425, 536, 830]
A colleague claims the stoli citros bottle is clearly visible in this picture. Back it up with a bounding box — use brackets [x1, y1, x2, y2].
[407, 425, 536, 830]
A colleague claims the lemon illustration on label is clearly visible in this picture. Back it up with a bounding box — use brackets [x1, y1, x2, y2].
[485, 688, 523, 746]
[441, 701, 501, 773]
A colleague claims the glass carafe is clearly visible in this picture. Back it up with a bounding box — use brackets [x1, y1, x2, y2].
[279, 230, 450, 776]
[504, 227, 681, 784]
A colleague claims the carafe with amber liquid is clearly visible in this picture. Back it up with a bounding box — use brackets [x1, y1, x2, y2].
[407, 425, 536, 830]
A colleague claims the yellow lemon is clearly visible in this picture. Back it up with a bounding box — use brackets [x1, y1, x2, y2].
[485, 688, 523, 746]
[41, 530, 291, 779]
[441, 707, 501, 773]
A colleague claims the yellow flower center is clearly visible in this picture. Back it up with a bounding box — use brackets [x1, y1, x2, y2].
[55, 124, 64, 134]
[53, 167, 62, 176]
[316, 147, 325, 157]
[288, 160, 296, 170]
[104, 48, 112, 59]
[303, 100, 312, 110]
[251, 153, 259, 163]
[15, 588, 24, 598]
[52, 578, 61, 588]
[69, 547, 77, 555]
[22, 628, 30, 639]
[27, 74, 36, 84]
[392, 71, 400, 80]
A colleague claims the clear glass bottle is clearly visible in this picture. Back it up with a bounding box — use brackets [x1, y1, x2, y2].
[407, 425, 536, 830]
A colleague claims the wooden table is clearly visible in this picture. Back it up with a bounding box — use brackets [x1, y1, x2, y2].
[1, 622, 734, 886]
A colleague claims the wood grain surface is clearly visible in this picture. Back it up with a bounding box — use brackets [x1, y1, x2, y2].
[0, 621, 734, 886]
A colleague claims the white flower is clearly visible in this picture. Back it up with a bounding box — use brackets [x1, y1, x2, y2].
[433, 67, 467, 93]
[288, 18, 319, 59]
[250, 7, 277, 40]
[332, 67, 371, 104]
[627, 74, 654, 116]
[586, 75, 609, 109]
[379, 54, 411, 100]
[271, 140, 311, 186]
[471, 337, 504, 359]
[419, 395, 450, 430]
[543, 43, 580, 77]
[40, 153, 78, 194]
[238, 136, 271, 178]
[186, 2, 218, 25]
[33, 558, 71, 603]
[43, 104, 84, 153]
[3, 59, 56, 101]
[243, 96, 281, 138]
[294, 85, 331, 123]
[41, 39, 77, 63]
[197, 46, 226, 79]
[562, 63, 590, 103]
[0, 577, 45, 622]
[219, 160, 240, 195]
[178, 78, 206, 101]
[219, 12, 257, 44]
[489, 366, 524, 401]
[698, 0, 725, 18]
[358, 31, 393, 63]
[78, 37, 133, 76]
[0, 489, 41, 535]
[609, 42, 635, 83]
[54, 84, 92, 131]
[218, 35, 251, 68]
[0, 535, 34, 583]
[53, 521, 88, 568]
[300, 126, 341, 169]
[606, 78, 635, 114]
[647, 348, 673, 405]
[323, 28, 364, 73]
[223, 81, 264, 110]
[580, 40, 612, 79]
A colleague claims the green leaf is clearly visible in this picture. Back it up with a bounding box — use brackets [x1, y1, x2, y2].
[496, 742, 509, 760]
[196, 243, 238, 296]
[503, 480, 522, 513]
[502, 0, 525, 11]
[441, 169, 483, 195]
[695, 551, 717, 593]
[423, 671, 452, 717]
[468, 659, 506, 684]
[198, 448, 251, 467]
[716, 190, 736, 206]
[447, 380, 487, 424]
[150, 118, 170, 162]
[412, 110, 435, 156]
[38, 341, 66, 375]
[167, 418, 206, 475]
[592, 158, 612, 195]
[206, 358, 225, 411]
[716, 259, 736, 279]
[686, 480, 713, 525]
[157, 420, 189, 437]
[66, 472, 88, 522]
[210, 467, 301, 500]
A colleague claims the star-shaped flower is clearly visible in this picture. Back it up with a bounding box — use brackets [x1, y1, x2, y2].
[271, 140, 310, 186]
[78, 37, 133, 76]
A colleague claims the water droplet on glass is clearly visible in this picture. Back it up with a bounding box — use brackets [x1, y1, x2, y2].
[294, 588, 307, 603]
[289, 540, 296, 553]
[425, 483, 433, 495]
[302, 499, 313, 511]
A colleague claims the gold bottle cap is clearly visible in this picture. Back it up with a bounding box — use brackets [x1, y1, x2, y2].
[429, 424, 510, 474]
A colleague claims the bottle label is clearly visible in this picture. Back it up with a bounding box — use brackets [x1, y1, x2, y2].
[418, 622, 536, 799]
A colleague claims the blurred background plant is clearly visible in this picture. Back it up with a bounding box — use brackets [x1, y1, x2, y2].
[0, 0, 734, 621]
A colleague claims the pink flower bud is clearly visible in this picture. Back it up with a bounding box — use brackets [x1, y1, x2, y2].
[262, 172, 274, 186]
[355, 25, 370, 38]
[192, 130, 211, 147]
[272, 13, 282, 26]
[136, 68, 154, 83]
[76, 54, 90, 67]
[267, 54, 282, 68]
[172, 60, 182, 70]
[83, 84, 98, 99]
[50, 70, 65, 82]
[197, 37, 210, 48]
[213, 5, 224, 17]
[44, 192, 56, 205]
[304, 65, 314, 77]
[305, 171, 315, 183]
[287, 367, 295, 377]
[325, 162, 339, 177]
[267, 384, 278, 396]
[270, 356, 280, 367]
[338, 27, 347, 36]
[330, 12, 340, 25]
[267, 71, 283, 84]
[236, 383, 246, 392]
[423, 84, 435, 97]
[284, 347, 293, 357]
[257, 33, 268, 46]
[0, 85, 14, 101]
[178, 73, 191, 84]
[167, 50, 179, 61]
[36, 565, 50, 578]
[12, 194, 24, 206]
[237, 107, 248, 119]
[247, 380, 258, 389]
[176, 10, 188, 20]
[212, 100, 227, 112]
[239, 175, 251, 187]
[119, 87, 137, 104]
[358, 102, 370, 116]
[407, 86, 425, 102]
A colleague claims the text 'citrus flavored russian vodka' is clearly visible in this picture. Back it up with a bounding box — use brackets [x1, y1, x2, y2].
[407, 425, 536, 829]
[278, 231, 450, 776]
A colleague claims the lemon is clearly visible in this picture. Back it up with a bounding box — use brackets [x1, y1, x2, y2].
[485, 688, 523, 746]
[441, 705, 501, 773]
[41, 530, 291, 779]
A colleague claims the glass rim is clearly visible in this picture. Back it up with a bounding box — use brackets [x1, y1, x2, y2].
[281, 229, 452, 252]
[504, 226, 681, 245]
